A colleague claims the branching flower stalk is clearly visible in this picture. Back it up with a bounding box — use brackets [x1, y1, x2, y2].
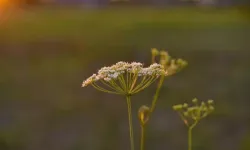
[82, 61, 168, 150]
[150, 48, 187, 116]
[137, 48, 187, 150]
[138, 105, 150, 150]
[173, 98, 215, 150]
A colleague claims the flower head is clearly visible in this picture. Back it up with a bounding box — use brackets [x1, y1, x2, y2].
[173, 98, 215, 127]
[82, 61, 166, 95]
[151, 48, 188, 76]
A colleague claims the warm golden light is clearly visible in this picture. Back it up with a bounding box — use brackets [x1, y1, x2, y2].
[0, 0, 10, 9]
[0, 0, 15, 25]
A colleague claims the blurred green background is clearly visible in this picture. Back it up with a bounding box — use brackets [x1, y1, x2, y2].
[0, 5, 250, 150]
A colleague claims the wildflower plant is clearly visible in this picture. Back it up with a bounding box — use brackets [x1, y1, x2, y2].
[138, 105, 150, 150]
[81, 48, 214, 150]
[82, 61, 167, 150]
[173, 98, 215, 150]
[150, 48, 187, 114]
[138, 48, 187, 150]
[82, 62, 166, 95]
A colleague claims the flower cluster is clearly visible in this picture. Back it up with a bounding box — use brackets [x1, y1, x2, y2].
[173, 98, 214, 127]
[151, 48, 187, 76]
[82, 61, 166, 95]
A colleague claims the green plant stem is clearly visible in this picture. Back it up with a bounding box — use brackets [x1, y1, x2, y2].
[150, 75, 165, 114]
[188, 127, 192, 150]
[140, 125, 145, 150]
[126, 95, 134, 150]
[188, 121, 198, 150]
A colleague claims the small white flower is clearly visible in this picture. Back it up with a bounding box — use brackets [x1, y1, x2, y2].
[113, 72, 119, 78]
[104, 77, 111, 81]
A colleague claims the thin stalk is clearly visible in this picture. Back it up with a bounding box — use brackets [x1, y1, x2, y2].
[132, 76, 155, 94]
[132, 76, 147, 92]
[109, 80, 124, 94]
[150, 75, 165, 113]
[128, 72, 133, 90]
[126, 96, 134, 150]
[140, 125, 145, 150]
[129, 73, 138, 92]
[100, 80, 121, 93]
[131, 76, 151, 93]
[188, 121, 198, 150]
[118, 75, 126, 91]
[188, 127, 192, 150]
[92, 83, 120, 94]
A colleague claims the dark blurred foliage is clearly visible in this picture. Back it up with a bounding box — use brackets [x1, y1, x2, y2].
[0, 6, 250, 150]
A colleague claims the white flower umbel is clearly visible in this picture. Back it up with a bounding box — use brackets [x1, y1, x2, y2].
[82, 61, 165, 96]
[82, 61, 165, 150]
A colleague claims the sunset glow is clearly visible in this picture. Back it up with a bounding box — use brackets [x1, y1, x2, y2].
[0, 0, 9, 8]
[0, 0, 15, 25]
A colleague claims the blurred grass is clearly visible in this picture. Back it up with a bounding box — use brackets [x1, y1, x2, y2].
[0, 7, 250, 51]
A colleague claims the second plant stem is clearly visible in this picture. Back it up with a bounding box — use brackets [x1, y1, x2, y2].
[188, 127, 192, 150]
[140, 125, 145, 150]
[126, 95, 134, 150]
[188, 121, 198, 150]
[150, 75, 165, 114]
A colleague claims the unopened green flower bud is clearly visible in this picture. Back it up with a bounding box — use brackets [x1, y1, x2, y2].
[201, 101, 206, 106]
[177, 59, 188, 68]
[202, 107, 208, 112]
[187, 107, 194, 113]
[208, 99, 214, 105]
[167, 60, 178, 74]
[170, 59, 176, 67]
[160, 51, 168, 57]
[151, 48, 159, 56]
[192, 106, 200, 117]
[192, 98, 198, 104]
[138, 105, 150, 126]
[160, 51, 170, 65]
[184, 111, 189, 117]
[183, 103, 188, 108]
[208, 106, 215, 111]
[173, 104, 183, 111]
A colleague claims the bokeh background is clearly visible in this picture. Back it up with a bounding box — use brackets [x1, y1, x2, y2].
[1, 0, 250, 150]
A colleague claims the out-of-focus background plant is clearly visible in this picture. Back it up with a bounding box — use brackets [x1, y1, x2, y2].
[0, 0, 250, 150]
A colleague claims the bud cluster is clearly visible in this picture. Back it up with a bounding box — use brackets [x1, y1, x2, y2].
[173, 98, 214, 127]
[151, 48, 187, 76]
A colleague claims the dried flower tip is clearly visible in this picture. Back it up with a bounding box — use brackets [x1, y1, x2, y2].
[138, 105, 150, 126]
